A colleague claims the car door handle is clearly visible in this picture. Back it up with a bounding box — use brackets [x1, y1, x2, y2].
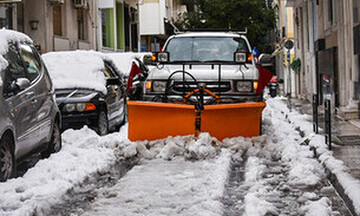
[25, 92, 35, 99]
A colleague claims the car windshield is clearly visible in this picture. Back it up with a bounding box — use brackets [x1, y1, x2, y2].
[165, 37, 249, 62]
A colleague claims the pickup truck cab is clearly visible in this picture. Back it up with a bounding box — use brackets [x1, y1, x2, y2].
[143, 31, 263, 104]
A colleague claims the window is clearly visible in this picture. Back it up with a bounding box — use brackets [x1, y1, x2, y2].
[53, 5, 62, 36]
[2, 44, 27, 96]
[19, 44, 41, 83]
[354, 0, 360, 23]
[325, 0, 335, 28]
[165, 37, 249, 62]
[103, 62, 118, 78]
[77, 9, 86, 40]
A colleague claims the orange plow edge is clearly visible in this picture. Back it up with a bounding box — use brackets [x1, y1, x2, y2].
[127, 101, 266, 141]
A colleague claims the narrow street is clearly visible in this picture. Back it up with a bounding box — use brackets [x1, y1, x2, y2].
[1, 98, 351, 216]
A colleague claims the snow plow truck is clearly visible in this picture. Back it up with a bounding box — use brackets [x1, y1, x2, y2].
[127, 31, 273, 141]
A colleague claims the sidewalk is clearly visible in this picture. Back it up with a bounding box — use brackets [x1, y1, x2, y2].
[291, 98, 360, 180]
[289, 97, 360, 215]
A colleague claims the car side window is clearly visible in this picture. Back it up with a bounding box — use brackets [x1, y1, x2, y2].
[103, 63, 117, 79]
[19, 44, 41, 83]
[2, 44, 27, 96]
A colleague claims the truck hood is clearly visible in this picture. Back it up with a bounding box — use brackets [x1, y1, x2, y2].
[147, 64, 259, 81]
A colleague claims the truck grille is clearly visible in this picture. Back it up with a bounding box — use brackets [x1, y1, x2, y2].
[172, 81, 232, 93]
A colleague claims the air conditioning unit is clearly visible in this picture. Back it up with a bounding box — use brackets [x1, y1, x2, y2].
[49, 0, 64, 4]
[73, 0, 88, 9]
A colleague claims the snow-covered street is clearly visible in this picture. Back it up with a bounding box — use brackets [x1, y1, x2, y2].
[0, 97, 353, 216]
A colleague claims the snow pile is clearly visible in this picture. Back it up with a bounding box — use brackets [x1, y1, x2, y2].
[300, 197, 332, 216]
[243, 157, 278, 216]
[0, 29, 32, 71]
[42, 50, 107, 94]
[104, 52, 151, 77]
[0, 127, 117, 216]
[115, 132, 221, 161]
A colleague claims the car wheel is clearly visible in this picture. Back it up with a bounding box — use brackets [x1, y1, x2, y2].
[97, 111, 109, 136]
[41, 121, 62, 158]
[115, 101, 127, 132]
[0, 135, 14, 182]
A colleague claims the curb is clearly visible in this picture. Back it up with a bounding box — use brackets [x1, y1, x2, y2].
[288, 99, 357, 215]
[312, 147, 357, 216]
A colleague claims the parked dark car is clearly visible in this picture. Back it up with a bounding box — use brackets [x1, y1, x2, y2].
[0, 29, 61, 182]
[42, 51, 126, 135]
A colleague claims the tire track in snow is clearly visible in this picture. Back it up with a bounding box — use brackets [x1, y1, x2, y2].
[47, 159, 138, 216]
[221, 101, 352, 216]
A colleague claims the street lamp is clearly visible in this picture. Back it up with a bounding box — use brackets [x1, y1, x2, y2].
[164, 18, 181, 34]
[284, 40, 294, 111]
[29, 20, 39, 30]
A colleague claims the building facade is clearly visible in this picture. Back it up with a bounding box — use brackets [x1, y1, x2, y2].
[139, 0, 193, 52]
[0, 0, 97, 53]
[272, 0, 296, 97]
[97, 0, 139, 52]
[287, 0, 360, 119]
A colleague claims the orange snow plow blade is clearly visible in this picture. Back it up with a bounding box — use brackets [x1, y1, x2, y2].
[127, 101, 195, 141]
[202, 102, 266, 141]
[127, 101, 266, 141]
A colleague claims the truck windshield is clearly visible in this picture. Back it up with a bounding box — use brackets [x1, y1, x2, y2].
[165, 37, 249, 62]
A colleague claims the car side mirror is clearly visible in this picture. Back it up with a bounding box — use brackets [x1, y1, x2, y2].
[106, 78, 121, 86]
[16, 78, 31, 91]
[258, 53, 273, 67]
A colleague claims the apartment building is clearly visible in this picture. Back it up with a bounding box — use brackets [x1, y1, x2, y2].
[139, 0, 194, 52]
[97, 0, 139, 52]
[272, 0, 296, 97]
[287, 0, 360, 119]
[0, 0, 97, 53]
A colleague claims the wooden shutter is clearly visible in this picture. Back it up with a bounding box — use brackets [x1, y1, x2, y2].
[53, 5, 62, 36]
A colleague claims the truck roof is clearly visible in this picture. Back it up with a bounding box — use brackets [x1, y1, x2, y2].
[172, 32, 242, 38]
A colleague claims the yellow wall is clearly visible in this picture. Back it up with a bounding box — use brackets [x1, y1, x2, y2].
[286, 7, 294, 39]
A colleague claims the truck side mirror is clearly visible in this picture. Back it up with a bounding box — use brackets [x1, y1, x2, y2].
[258, 53, 273, 67]
[143, 54, 155, 65]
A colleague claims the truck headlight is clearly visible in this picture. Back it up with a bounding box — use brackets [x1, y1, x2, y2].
[235, 81, 253, 92]
[152, 81, 167, 92]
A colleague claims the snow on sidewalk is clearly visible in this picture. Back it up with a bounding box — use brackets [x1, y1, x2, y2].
[0, 128, 118, 216]
[267, 97, 360, 215]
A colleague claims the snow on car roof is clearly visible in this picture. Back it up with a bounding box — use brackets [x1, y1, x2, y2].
[172, 32, 242, 38]
[104, 52, 151, 77]
[0, 28, 33, 72]
[42, 50, 108, 94]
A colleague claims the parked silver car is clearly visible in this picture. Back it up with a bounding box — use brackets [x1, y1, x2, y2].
[0, 29, 61, 181]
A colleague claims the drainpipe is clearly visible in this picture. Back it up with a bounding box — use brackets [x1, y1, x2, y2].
[113, 0, 117, 52]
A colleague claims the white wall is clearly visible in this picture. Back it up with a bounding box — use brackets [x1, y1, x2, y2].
[98, 0, 115, 9]
[139, 1, 162, 35]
